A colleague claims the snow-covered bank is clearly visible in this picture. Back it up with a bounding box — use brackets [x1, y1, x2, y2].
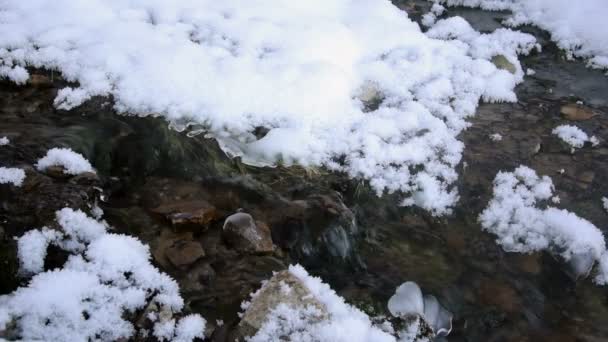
[438, 0, 608, 69]
[0, 0, 538, 215]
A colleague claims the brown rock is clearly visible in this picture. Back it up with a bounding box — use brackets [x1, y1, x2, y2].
[560, 104, 595, 121]
[165, 239, 205, 268]
[151, 200, 219, 229]
[28, 74, 52, 87]
[236, 270, 328, 339]
[222, 212, 273, 253]
[43, 165, 72, 179]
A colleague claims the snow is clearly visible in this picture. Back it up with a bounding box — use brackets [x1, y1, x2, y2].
[0, 0, 539, 215]
[603, 197, 608, 212]
[35, 147, 95, 175]
[17, 228, 61, 275]
[552, 124, 597, 149]
[438, 0, 608, 69]
[489, 133, 502, 141]
[0, 166, 25, 186]
[2, 208, 205, 341]
[479, 166, 608, 284]
[0, 136, 9, 145]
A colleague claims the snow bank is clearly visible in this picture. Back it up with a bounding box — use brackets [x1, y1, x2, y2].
[0, 0, 537, 215]
[552, 125, 598, 149]
[0, 166, 25, 186]
[439, 0, 608, 69]
[35, 147, 95, 175]
[2, 208, 205, 341]
[479, 166, 608, 284]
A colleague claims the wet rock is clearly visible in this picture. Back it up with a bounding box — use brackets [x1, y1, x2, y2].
[560, 104, 595, 121]
[165, 239, 205, 269]
[222, 212, 273, 253]
[491, 55, 516, 74]
[477, 278, 522, 314]
[151, 200, 219, 229]
[236, 270, 328, 339]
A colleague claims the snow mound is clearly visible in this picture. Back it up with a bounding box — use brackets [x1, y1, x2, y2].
[0, 167, 25, 186]
[0, 0, 538, 215]
[479, 166, 608, 284]
[552, 124, 598, 149]
[35, 147, 95, 175]
[3, 208, 205, 341]
[439, 0, 608, 69]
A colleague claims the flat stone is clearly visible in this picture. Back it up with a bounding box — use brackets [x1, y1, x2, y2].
[560, 104, 595, 121]
[151, 200, 219, 228]
[236, 270, 328, 339]
[165, 239, 205, 268]
[222, 212, 273, 253]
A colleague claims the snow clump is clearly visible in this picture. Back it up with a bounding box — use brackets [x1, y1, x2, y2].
[552, 124, 598, 149]
[35, 147, 95, 175]
[479, 165, 608, 284]
[0, 167, 25, 186]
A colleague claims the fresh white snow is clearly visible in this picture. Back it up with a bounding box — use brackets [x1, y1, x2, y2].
[479, 166, 608, 284]
[35, 147, 95, 175]
[3, 208, 205, 341]
[552, 124, 598, 149]
[0, 166, 26, 186]
[0, 0, 540, 215]
[438, 0, 608, 69]
[0, 136, 9, 145]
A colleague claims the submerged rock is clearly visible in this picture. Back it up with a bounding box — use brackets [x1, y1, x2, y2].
[222, 212, 273, 253]
[560, 103, 595, 121]
[491, 55, 517, 74]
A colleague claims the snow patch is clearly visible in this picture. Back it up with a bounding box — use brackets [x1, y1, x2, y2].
[552, 124, 597, 149]
[0, 136, 9, 145]
[0, 167, 25, 186]
[36, 148, 95, 175]
[479, 166, 608, 284]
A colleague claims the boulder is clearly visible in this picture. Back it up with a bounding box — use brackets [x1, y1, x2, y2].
[222, 212, 273, 253]
[236, 270, 327, 339]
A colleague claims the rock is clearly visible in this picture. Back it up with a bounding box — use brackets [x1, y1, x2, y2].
[42, 165, 72, 179]
[151, 200, 219, 229]
[165, 239, 205, 268]
[491, 55, 516, 74]
[560, 104, 595, 121]
[28, 74, 52, 87]
[222, 212, 273, 253]
[236, 270, 328, 339]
